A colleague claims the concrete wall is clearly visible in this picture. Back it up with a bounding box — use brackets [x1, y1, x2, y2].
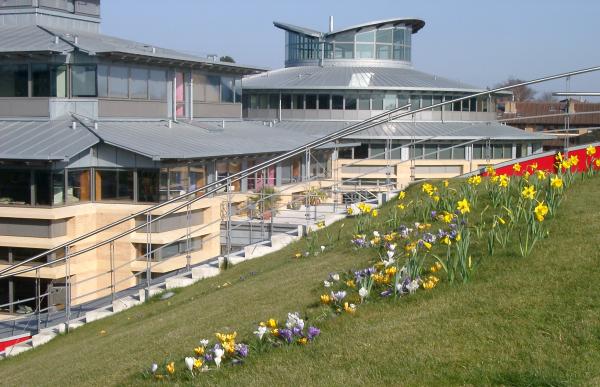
[193, 102, 241, 119]
[98, 99, 169, 119]
[0, 98, 49, 117]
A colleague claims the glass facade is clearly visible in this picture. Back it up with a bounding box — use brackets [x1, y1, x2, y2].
[285, 32, 320, 62]
[325, 26, 412, 62]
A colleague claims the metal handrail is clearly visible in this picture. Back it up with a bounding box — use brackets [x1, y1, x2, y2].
[1, 64, 599, 281]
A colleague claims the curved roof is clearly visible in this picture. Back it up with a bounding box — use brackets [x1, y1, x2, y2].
[273, 18, 425, 39]
[327, 18, 425, 37]
[242, 66, 482, 92]
[273, 22, 322, 38]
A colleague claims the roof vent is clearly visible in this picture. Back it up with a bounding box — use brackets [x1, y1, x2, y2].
[93, 122, 98, 130]
[54, 36, 59, 45]
[71, 121, 77, 130]
[167, 120, 172, 128]
[74, 35, 79, 45]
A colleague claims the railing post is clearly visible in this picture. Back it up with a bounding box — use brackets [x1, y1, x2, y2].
[145, 213, 152, 300]
[109, 241, 115, 303]
[185, 203, 192, 271]
[226, 178, 232, 267]
[65, 245, 71, 333]
[35, 268, 41, 334]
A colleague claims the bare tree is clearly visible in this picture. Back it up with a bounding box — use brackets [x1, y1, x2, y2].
[537, 91, 557, 102]
[496, 78, 537, 101]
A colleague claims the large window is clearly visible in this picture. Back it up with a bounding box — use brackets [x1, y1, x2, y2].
[305, 94, 317, 109]
[0, 65, 28, 97]
[0, 169, 30, 205]
[206, 75, 221, 102]
[148, 69, 167, 100]
[72, 65, 97, 97]
[130, 67, 148, 99]
[332, 94, 343, 110]
[138, 170, 159, 202]
[281, 94, 292, 109]
[221, 77, 234, 103]
[293, 94, 304, 110]
[108, 65, 129, 98]
[285, 32, 320, 62]
[67, 169, 90, 203]
[358, 95, 370, 110]
[326, 25, 412, 62]
[32, 64, 67, 97]
[318, 94, 330, 109]
[95, 170, 134, 201]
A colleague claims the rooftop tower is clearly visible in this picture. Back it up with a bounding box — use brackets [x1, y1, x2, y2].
[0, 0, 100, 33]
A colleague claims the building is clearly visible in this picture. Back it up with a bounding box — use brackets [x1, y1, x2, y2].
[241, 17, 551, 187]
[0, 4, 550, 314]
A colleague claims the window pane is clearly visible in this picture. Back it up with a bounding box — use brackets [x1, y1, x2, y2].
[345, 95, 357, 110]
[67, 169, 90, 203]
[281, 94, 292, 109]
[356, 30, 375, 42]
[383, 93, 396, 110]
[31, 64, 50, 97]
[372, 94, 383, 110]
[439, 145, 452, 159]
[97, 65, 108, 97]
[356, 43, 374, 59]
[0, 64, 28, 97]
[358, 95, 370, 110]
[269, 94, 279, 109]
[138, 170, 159, 202]
[206, 75, 220, 102]
[108, 65, 128, 98]
[424, 144, 438, 159]
[433, 95, 443, 111]
[149, 69, 167, 100]
[72, 65, 97, 97]
[52, 170, 64, 205]
[305, 94, 317, 109]
[376, 29, 393, 44]
[397, 93, 409, 109]
[293, 94, 304, 109]
[453, 146, 466, 160]
[118, 170, 134, 200]
[333, 43, 354, 59]
[259, 94, 268, 109]
[220, 76, 234, 103]
[0, 169, 31, 205]
[130, 67, 148, 99]
[318, 94, 330, 109]
[411, 95, 421, 110]
[35, 170, 51, 206]
[422, 95, 433, 108]
[332, 94, 343, 110]
[376, 44, 392, 59]
[370, 143, 386, 159]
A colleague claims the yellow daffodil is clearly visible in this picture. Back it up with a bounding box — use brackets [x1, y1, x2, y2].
[397, 203, 405, 210]
[550, 176, 563, 189]
[498, 217, 506, 225]
[457, 198, 470, 214]
[486, 166, 496, 177]
[513, 163, 522, 172]
[423, 241, 432, 250]
[316, 221, 325, 228]
[569, 154, 579, 167]
[556, 152, 564, 162]
[441, 211, 455, 224]
[433, 195, 440, 202]
[498, 174, 509, 188]
[586, 145, 597, 156]
[529, 162, 538, 171]
[467, 175, 482, 186]
[294, 253, 301, 259]
[398, 191, 406, 200]
[371, 209, 378, 218]
[521, 185, 536, 200]
[441, 235, 451, 245]
[347, 207, 354, 215]
[443, 179, 449, 188]
[534, 201, 549, 222]
[595, 159, 600, 168]
[166, 362, 175, 375]
[536, 170, 546, 180]
[523, 171, 531, 180]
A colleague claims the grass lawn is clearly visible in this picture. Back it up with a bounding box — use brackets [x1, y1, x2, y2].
[0, 176, 599, 386]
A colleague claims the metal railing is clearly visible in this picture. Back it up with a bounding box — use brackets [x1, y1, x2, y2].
[1, 65, 600, 343]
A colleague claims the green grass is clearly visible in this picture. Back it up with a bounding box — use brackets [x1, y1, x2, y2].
[1, 176, 600, 386]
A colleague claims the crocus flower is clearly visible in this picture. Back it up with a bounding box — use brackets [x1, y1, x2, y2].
[307, 326, 320, 340]
[330, 273, 340, 282]
[185, 357, 195, 373]
[320, 245, 325, 252]
[331, 290, 347, 302]
[199, 339, 209, 347]
[254, 325, 267, 340]
[166, 362, 175, 375]
[373, 231, 380, 237]
[151, 363, 158, 374]
[386, 250, 395, 259]
[279, 328, 293, 343]
[323, 280, 332, 288]
[358, 287, 368, 300]
[235, 343, 249, 358]
[214, 348, 224, 368]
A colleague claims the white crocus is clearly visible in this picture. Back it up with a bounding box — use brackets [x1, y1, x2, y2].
[185, 357, 195, 373]
[386, 250, 395, 259]
[373, 231, 380, 237]
[407, 280, 420, 294]
[214, 348, 224, 368]
[151, 363, 158, 374]
[330, 273, 340, 282]
[323, 280, 331, 288]
[320, 245, 325, 252]
[388, 243, 396, 251]
[254, 325, 267, 340]
[199, 339, 209, 347]
[358, 287, 368, 300]
[383, 257, 395, 267]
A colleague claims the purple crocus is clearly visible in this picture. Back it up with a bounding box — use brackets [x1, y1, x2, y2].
[279, 328, 293, 343]
[204, 353, 214, 362]
[307, 326, 321, 340]
[292, 326, 302, 337]
[380, 289, 393, 297]
[235, 343, 249, 358]
[430, 210, 437, 219]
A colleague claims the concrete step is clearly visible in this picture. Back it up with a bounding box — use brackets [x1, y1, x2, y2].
[270, 233, 296, 249]
[112, 295, 142, 313]
[244, 243, 275, 260]
[66, 320, 85, 331]
[32, 331, 57, 347]
[191, 264, 220, 280]
[85, 309, 114, 323]
[165, 275, 197, 290]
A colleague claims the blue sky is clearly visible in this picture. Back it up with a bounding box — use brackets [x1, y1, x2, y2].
[102, 0, 600, 97]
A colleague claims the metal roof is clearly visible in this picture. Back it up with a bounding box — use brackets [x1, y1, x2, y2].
[0, 25, 72, 54]
[273, 18, 425, 39]
[327, 18, 425, 36]
[91, 120, 342, 160]
[0, 24, 265, 73]
[273, 22, 322, 38]
[0, 119, 99, 160]
[242, 66, 482, 92]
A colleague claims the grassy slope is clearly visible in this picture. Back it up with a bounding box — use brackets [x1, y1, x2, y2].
[1, 177, 599, 386]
